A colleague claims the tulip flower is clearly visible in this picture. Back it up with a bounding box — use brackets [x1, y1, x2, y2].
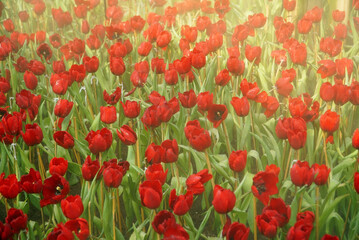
[61, 195, 84, 219]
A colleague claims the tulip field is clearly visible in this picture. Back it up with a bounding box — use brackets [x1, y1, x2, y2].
[2, 0, 359, 239]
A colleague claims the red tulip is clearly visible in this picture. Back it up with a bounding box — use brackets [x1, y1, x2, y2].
[184, 120, 211, 151]
[65, 218, 89, 240]
[332, 10, 345, 22]
[139, 180, 163, 209]
[102, 162, 125, 188]
[116, 125, 137, 145]
[145, 164, 168, 185]
[276, 77, 293, 97]
[21, 123, 43, 146]
[207, 104, 228, 128]
[20, 168, 42, 194]
[320, 82, 335, 102]
[262, 198, 291, 227]
[16, 89, 33, 109]
[121, 100, 140, 118]
[228, 150, 247, 172]
[5, 208, 28, 234]
[61, 195, 84, 219]
[23, 70, 38, 90]
[251, 170, 278, 205]
[227, 57, 245, 75]
[83, 56, 99, 73]
[103, 87, 122, 105]
[283, 0, 296, 11]
[53, 131, 75, 149]
[163, 223, 189, 240]
[100, 106, 117, 124]
[161, 139, 179, 163]
[14, 56, 28, 73]
[40, 174, 70, 207]
[145, 143, 165, 164]
[186, 169, 212, 195]
[335, 58, 353, 79]
[320, 110, 340, 133]
[151, 58, 166, 74]
[322, 234, 339, 240]
[138, 42, 152, 56]
[178, 89, 197, 108]
[352, 129, 359, 149]
[287, 117, 307, 150]
[85, 128, 113, 155]
[50, 73, 69, 95]
[156, 31, 172, 48]
[152, 210, 176, 234]
[354, 172, 359, 194]
[191, 50, 206, 69]
[2, 112, 22, 136]
[0, 173, 21, 199]
[290, 160, 314, 187]
[81, 156, 100, 181]
[311, 164, 330, 186]
[212, 185, 236, 214]
[245, 45, 261, 64]
[317, 60, 336, 79]
[197, 91, 213, 112]
[334, 23, 347, 40]
[169, 189, 193, 216]
[248, 13, 266, 28]
[54, 99, 74, 118]
[256, 212, 278, 238]
[49, 157, 68, 176]
[174, 57, 191, 74]
[46, 223, 74, 240]
[297, 18, 312, 34]
[110, 57, 126, 76]
[215, 69, 231, 86]
[286, 219, 313, 240]
[320, 37, 342, 57]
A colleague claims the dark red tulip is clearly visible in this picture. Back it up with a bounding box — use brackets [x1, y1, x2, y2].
[320, 110, 340, 133]
[40, 174, 70, 207]
[207, 104, 228, 128]
[5, 208, 28, 234]
[163, 223, 189, 240]
[145, 163, 168, 185]
[20, 168, 42, 194]
[65, 218, 89, 240]
[46, 223, 74, 240]
[100, 106, 117, 124]
[16, 89, 33, 109]
[139, 180, 163, 209]
[21, 123, 43, 146]
[184, 120, 211, 151]
[225, 221, 250, 240]
[49, 157, 68, 176]
[186, 169, 212, 195]
[54, 99, 73, 118]
[116, 125, 137, 145]
[23, 70, 38, 90]
[85, 128, 113, 155]
[286, 219, 313, 240]
[322, 234, 339, 240]
[256, 212, 278, 238]
[145, 143, 165, 164]
[141, 105, 161, 129]
[161, 139, 179, 163]
[37, 43, 52, 63]
[81, 156, 100, 181]
[312, 164, 330, 186]
[2, 112, 22, 136]
[212, 185, 236, 214]
[0, 173, 21, 199]
[103, 87, 122, 105]
[215, 69, 231, 86]
[152, 210, 176, 234]
[262, 197, 291, 227]
[19, 11, 29, 22]
[228, 150, 247, 172]
[251, 170, 278, 205]
[290, 160, 314, 187]
[53, 131, 75, 149]
[61, 195, 84, 219]
[169, 189, 193, 216]
[14, 56, 28, 73]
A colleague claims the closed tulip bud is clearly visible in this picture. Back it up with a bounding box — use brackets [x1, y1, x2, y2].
[61, 195, 84, 219]
[85, 128, 113, 155]
[319, 110, 340, 133]
[212, 185, 236, 214]
[290, 160, 314, 187]
[231, 96, 250, 117]
[110, 56, 126, 76]
[245, 44, 261, 64]
[116, 125, 137, 145]
[54, 99, 74, 118]
[24, 70, 38, 90]
[83, 56, 99, 73]
[332, 10, 345, 22]
[16, 89, 33, 109]
[215, 69, 231, 86]
[312, 164, 330, 185]
[178, 89, 197, 108]
[0, 173, 21, 199]
[53, 131, 75, 149]
[353, 129, 359, 149]
[145, 164, 168, 185]
[100, 106, 117, 124]
[138, 42, 152, 56]
[81, 19, 90, 34]
[21, 123, 43, 146]
[139, 180, 163, 209]
[228, 150, 247, 172]
[102, 163, 125, 188]
[49, 157, 68, 176]
[161, 139, 179, 163]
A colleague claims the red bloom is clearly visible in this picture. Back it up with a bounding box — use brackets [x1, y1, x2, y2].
[100, 106, 117, 124]
[178, 89, 197, 108]
[102, 160, 128, 188]
[61, 195, 84, 219]
[212, 185, 236, 214]
[0, 173, 21, 199]
[275, 22, 294, 43]
[174, 57, 191, 74]
[276, 77, 293, 97]
[16, 89, 33, 109]
[54, 99, 73, 118]
[40, 174, 70, 207]
[186, 169, 212, 195]
[161, 139, 179, 163]
[121, 100, 140, 118]
[139, 180, 163, 209]
[297, 18, 312, 34]
[163, 224, 189, 240]
[207, 104, 228, 128]
[191, 50, 206, 69]
[353, 129, 359, 149]
[145, 143, 165, 164]
[228, 150, 247, 172]
[312, 164, 330, 186]
[336, 58, 353, 79]
[14, 56, 28, 73]
[146, 164, 168, 185]
[23, 70, 38, 90]
[151, 58, 166, 74]
[65, 218, 89, 240]
[85, 128, 113, 155]
[37, 43, 52, 63]
[286, 219, 313, 240]
[53, 131, 75, 149]
[322, 234, 339, 240]
[116, 125, 137, 145]
[248, 13, 266, 28]
[152, 210, 176, 234]
[156, 31, 172, 48]
[256, 212, 278, 238]
[83, 56, 99, 73]
[5, 208, 28, 234]
[245, 45, 261, 64]
[46, 223, 74, 240]
[287, 117, 307, 150]
[231, 96, 250, 117]
[103, 87, 122, 105]
[49, 157, 68, 176]
[334, 23, 347, 40]
[69, 64, 86, 83]
[251, 170, 279, 205]
[215, 69, 231, 86]
[290, 160, 314, 187]
[283, 0, 296, 11]
[2, 112, 22, 136]
[317, 60, 336, 79]
[320, 37, 342, 57]
[20, 168, 42, 194]
[197, 92, 213, 112]
[138, 42, 152, 56]
[21, 123, 43, 146]
[110, 57, 126, 76]
[81, 156, 100, 181]
[184, 120, 212, 151]
[262, 198, 291, 227]
[320, 82, 335, 102]
[169, 189, 193, 216]
[227, 57, 245, 76]
[50, 73, 69, 95]
[320, 110, 340, 133]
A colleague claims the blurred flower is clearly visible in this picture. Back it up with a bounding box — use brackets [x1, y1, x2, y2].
[65, 218, 89, 240]
[46, 223, 74, 240]
[228, 150, 247, 172]
[290, 160, 314, 187]
[83, 56, 99, 73]
[152, 210, 176, 234]
[320, 110, 340, 133]
[354, 172, 359, 194]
